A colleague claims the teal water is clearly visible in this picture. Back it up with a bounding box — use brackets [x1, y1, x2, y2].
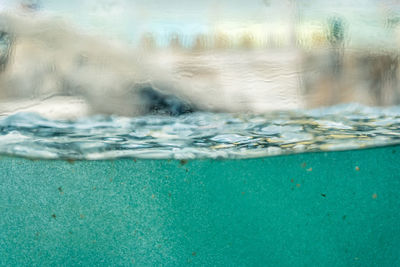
[1, 144, 399, 266]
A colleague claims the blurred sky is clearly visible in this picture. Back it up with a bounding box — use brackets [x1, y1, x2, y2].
[1, 0, 399, 48]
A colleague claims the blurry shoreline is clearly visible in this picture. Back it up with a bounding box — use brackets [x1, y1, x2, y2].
[0, 10, 399, 119]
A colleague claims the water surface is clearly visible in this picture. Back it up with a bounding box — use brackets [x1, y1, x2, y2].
[1, 104, 399, 160]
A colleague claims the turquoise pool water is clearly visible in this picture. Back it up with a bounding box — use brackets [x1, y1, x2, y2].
[1, 144, 399, 266]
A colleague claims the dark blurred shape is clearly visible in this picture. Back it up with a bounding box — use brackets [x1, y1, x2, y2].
[138, 87, 195, 116]
[20, 0, 41, 11]
[0, 31, 12, 71]
[328, 17, 345, 47]
[328, 16, 346, 104]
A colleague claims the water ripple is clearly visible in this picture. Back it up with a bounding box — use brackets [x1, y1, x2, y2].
[0, 103, 399, 160]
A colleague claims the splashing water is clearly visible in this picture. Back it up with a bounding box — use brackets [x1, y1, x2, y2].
[0, 103, 399, 160]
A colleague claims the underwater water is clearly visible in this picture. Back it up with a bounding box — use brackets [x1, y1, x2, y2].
[0, 142, 399, 266]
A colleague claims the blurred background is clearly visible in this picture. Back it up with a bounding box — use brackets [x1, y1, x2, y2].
[0, 0, 400, 117]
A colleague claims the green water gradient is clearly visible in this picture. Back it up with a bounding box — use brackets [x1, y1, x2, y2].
[1, 145, 400, 266]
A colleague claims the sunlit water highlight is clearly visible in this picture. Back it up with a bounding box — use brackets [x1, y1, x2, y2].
[1, 103, 399, 160]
